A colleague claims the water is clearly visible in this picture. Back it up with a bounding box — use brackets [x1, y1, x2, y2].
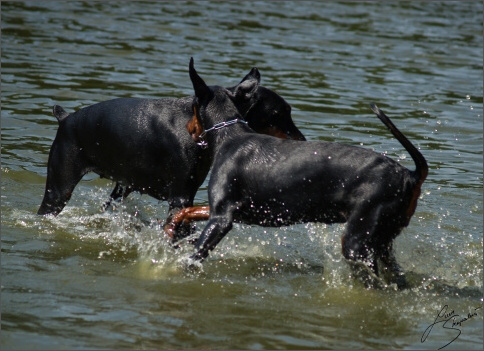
[1, 1, 482, 349]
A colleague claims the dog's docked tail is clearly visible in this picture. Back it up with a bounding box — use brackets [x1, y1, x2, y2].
[369, 103, 428, 186]
[52, 104, 69, 123]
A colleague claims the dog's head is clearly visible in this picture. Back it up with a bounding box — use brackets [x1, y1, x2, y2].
[243, 85, 305, 141]
[187, 58, 305, 144]
[187, 58, 258, 144]
[228, 66, 304, 140]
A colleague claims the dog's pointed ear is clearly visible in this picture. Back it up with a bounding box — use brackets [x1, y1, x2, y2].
[239, 67, 261, 85]
[189, 57, 210, 101]
[231, 77, 259, 103]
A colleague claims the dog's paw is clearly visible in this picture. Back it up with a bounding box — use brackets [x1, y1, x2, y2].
[164, 221, 197, 241]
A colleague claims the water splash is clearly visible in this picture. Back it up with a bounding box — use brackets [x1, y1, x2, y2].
[6, 181, 481, 297]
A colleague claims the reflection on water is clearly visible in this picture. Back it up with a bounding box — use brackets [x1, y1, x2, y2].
[1, 1, 482, 350]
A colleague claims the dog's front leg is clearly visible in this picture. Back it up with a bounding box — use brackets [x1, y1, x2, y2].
[190, 216, 233, 262]
[164, 206, 210, 241]
[102, 183, 133, 211]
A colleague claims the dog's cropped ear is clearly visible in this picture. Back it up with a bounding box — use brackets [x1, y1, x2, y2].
[231, 77, 259, 103]
[239, 67, 261, 85]
[189, 57, 211, 102]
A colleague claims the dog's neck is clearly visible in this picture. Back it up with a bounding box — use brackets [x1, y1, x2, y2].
[196, 118, 248, 150]
[200, 112, 253, 158]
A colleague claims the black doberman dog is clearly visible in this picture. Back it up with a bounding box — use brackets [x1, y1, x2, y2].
[169, 58, 428, 288]
[37, 65, 305, 236]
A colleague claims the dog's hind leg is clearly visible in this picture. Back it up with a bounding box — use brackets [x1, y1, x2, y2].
[341, 204, 408, 289]
[377, 242, 408, 289]
[37, 142, 88, 216]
